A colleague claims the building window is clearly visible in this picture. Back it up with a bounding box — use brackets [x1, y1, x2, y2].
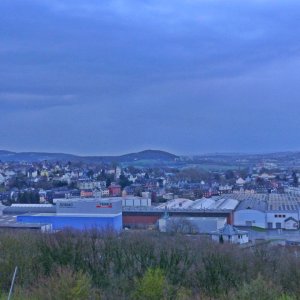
[275, 215, 278, 218]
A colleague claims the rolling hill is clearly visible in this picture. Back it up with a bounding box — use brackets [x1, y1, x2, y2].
[0, 149, 179, 164]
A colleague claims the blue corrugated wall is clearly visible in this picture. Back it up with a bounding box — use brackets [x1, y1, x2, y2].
[17, 214, 122, 232]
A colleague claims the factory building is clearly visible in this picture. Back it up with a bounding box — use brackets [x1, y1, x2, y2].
[158, 196, 240, 211]
[233, 194, 300, 230]
[155, 196, 239, 232]
[121, 196, 151, 207]
[266, 195, 299, 229]
[234, 198, 267, 228]
[159, 215, 227, 234]
[190, 197, 239, 211]
[17, 198, 122, 232]
[157, 198, 194, 209]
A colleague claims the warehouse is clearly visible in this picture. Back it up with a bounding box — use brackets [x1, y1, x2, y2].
[121, 196, 151, 207]
[234, 198, 267, 228]
[233, 194, 300, 230]
[266, 195, 299, 229]
[17, 198, 122, 232]
[157, 198, 194, 209]
[190, 197, 239, 211]
[158, 214, 227, 234]
[157, 196, 239, 211]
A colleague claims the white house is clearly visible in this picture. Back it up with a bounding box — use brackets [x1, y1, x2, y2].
[101, 188, 110, 197]
[0, 173, 6, 184]
[284, 217, 298, 230]
[211, 224, 249, 244]
[236, 178, 246, 186]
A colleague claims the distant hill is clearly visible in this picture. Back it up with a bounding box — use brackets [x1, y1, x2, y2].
[0, 149, 179, 164]
[106, 150, 178, 162]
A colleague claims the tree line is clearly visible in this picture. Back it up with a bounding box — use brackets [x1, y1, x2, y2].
[0, 229, 299, 299]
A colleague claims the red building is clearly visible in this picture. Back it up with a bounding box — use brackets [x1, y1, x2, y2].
[80, 189, 93, 198]
[109, 183, 122, 197]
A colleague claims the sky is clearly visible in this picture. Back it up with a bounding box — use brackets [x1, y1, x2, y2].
[1, 0, 300, 155]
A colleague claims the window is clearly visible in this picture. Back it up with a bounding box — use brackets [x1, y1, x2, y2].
[275, 215, 278, 218]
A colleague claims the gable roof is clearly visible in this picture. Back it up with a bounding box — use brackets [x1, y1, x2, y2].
[284, 217, 298, 223]
[211, 224, 248, 236]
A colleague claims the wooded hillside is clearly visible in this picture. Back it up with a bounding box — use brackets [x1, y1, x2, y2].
[0, 230, 298, 299]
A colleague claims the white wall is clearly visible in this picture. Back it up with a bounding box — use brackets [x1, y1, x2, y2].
[122, 197, 151, 207]
[212, 234, 249, 244]
[266, 212, 298, 229]
[285, 219, 298, 230]
[234, 209, 266, 228]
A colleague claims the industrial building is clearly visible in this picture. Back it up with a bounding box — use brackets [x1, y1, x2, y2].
[121, 196, 151, 207]
[17, 198, 122, 231]
[2, 193, 299, 233]
[190, 197, 239, 211]
[233, 194, 300, 230]
[158, 196, 240, 211]
[234, 198, 267, 228]
[155, 196, 238, 233]
[158, 215, 227, 234]
[157, 198, 194, 209]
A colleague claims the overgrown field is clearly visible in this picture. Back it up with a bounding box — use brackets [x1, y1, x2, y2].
[0, 229, 299, 299]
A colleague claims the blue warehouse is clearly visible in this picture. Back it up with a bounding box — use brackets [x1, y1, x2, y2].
[16, 198, 123, 232]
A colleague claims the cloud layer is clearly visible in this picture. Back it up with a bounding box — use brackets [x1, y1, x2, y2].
[0, 0, 300, 155]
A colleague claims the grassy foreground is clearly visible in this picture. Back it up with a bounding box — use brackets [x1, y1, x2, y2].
[0, 229, 299, 299]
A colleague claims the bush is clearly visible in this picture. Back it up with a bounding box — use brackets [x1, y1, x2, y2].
[13, 267, 96, 300]
[133, 268, 168, 300]
[232, 274, 283, 300]
[0, 229, 298, 299]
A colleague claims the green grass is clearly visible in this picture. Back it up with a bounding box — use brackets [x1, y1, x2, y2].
[251, 226, 266, 232]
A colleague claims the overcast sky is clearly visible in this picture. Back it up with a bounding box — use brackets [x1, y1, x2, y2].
[1, 0, 300, 155]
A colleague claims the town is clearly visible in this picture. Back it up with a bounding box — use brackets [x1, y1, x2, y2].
[2, 0, 300, 298]
[1, 150, 300, 245]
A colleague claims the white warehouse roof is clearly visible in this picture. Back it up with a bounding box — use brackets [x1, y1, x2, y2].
[161, 196, 239, 211]
[11, 204, 54, 208]
[157, 198, 194, 209]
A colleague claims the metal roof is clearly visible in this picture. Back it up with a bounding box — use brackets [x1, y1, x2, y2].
[11, 204, 53, 208]
[231, 193, 300, 212]
[211, 224, 248, 236]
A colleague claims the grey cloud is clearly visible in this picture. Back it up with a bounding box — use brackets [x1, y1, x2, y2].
[0, 0, 300, 153]
[0, 93, 78, 110]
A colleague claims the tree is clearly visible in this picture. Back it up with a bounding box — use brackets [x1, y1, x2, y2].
[87, 169, 94, 179]
[18, 191, 40, 204]
[14, 267, 95, 300]
[118, 174, 132, 189]
[134, 268, 168, 300]
[106, 178, 112, 188]
[233, 274, 281, 300]
[96, 169, 106, 181]
[219, 235, 224, 244]
[292, 171, 298, 187]
[225, 170, 235, 180]
[168, 218, 196, 234]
